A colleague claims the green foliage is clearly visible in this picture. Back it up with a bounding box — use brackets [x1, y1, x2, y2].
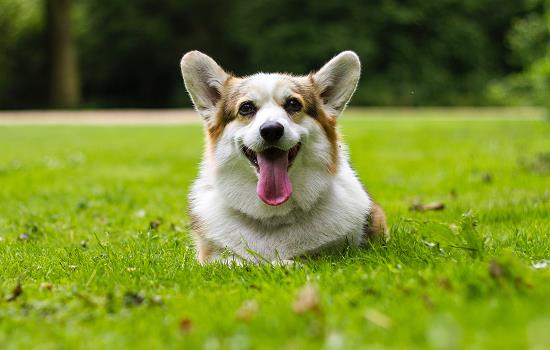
[0, 111, 549, 348]
[0, 0, 544, 108]
[226, 0, 531, 106]
[0, 0, 47, 108]
[487, 0, 550, 110]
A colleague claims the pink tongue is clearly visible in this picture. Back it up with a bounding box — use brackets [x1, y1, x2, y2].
[256, 149, 292, 206]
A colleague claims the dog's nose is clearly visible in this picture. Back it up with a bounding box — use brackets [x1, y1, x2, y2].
[259, 122, 284, 143]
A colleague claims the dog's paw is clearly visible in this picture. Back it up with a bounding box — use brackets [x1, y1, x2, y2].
[221, 256, 247, 268]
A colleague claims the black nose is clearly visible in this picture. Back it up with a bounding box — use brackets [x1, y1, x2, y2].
[259, 122, 284, 143]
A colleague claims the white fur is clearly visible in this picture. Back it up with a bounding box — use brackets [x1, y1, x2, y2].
[181, 51, 372, 264]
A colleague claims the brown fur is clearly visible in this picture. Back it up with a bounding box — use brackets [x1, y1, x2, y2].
[313, 108, 339, 174]
[189, 212, 215, 263]
[197, 240, 216, 264]
[302, 75, 340, 174]
[206, 76, 239, 145]
[363, 202, 389, 240]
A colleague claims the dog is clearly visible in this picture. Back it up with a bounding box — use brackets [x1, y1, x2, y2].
[180, 50, 388, 264]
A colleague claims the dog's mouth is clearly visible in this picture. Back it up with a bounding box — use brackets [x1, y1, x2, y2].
[241, 143, 301, 206]
[241, 143, 301, 171]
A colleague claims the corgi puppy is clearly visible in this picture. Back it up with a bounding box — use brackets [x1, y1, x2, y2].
[180, 50, 388, 264]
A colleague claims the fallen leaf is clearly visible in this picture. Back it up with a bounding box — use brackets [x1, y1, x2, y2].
[363, 287, 380, 296]
[236, 300, 259, 321]
[410, 200, 445, 212]
[123, 291, 145, 307]
[6, 281, 23, 302]
[438, 278, 453, 291]
[179, 318, 193, 333]
[39, 282, 53, 290]
[489, 260, 503, 279]
[364, 308, 392, 329]
[248, 284, 262, 291]
[293, 283, 320, 314]
[149, 218, 163, 230]
[481, 172, 493, 183]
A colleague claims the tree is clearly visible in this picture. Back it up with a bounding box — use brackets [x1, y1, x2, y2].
[46, 0, 80, 108]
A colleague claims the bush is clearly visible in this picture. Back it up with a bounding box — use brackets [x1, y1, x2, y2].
[487, 0, 550, 110]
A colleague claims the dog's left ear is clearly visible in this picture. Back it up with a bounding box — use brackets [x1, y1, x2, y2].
[313, 51, 361, 116]
[180, 51, 229, 122]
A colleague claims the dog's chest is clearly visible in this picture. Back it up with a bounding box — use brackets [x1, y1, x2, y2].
[191, 163, 371, 260]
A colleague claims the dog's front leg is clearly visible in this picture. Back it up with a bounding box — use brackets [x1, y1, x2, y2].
[195, 239, 247, 266]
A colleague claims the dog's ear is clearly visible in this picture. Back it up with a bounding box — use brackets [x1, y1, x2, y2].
[180, 51, 229, 122]
[313, 51, 361, 116]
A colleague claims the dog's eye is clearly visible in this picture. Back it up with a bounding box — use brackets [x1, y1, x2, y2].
[284, 97, 302, 113]
[238, 101, 257, 117]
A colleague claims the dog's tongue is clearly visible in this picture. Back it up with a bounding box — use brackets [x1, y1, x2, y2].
[256, 148, 292, 206]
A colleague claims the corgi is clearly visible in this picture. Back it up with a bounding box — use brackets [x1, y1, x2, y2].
[180, 50, 388, 264]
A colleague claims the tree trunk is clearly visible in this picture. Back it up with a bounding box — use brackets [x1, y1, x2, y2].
[46, 0, 80, 109]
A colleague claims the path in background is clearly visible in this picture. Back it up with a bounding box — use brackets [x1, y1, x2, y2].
[0, 107, 545, 124]
[0, 109, 199, 125]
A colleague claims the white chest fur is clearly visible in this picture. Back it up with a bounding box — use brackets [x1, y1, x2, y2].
[189, 152, 371, 262]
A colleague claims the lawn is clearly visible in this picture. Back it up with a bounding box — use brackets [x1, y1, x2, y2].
[0, 110, 549, 349]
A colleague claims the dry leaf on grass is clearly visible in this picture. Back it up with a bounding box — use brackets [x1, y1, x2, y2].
[236, 300, 259, 321]
[149, 218, 163, 230]
[292, 283, 320, 314]
[438, 278, 453, 291]
[6, 281, 23, 302]
[489, 260, 503, 279]
[123, 291, 145, 307]
[482, 172, 493, 183]
[39, 282, 53, 290]
[410, 200, 445, 212]
[179, 318, 193, 334]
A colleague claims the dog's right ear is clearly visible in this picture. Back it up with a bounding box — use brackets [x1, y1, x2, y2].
[180, 51, 229, 122]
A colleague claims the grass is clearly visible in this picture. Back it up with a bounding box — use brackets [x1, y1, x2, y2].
[0, 110, 549, 349]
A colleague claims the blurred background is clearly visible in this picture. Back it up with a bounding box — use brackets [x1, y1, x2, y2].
[0, 0, 548, 110]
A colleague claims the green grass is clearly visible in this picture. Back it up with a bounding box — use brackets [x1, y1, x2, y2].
[1, 111, 549, 349]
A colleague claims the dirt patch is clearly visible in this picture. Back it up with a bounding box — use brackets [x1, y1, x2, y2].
[0, 109, 200, 125]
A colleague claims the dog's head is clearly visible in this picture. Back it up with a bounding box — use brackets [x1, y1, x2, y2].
[181, 51, 360, 218]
